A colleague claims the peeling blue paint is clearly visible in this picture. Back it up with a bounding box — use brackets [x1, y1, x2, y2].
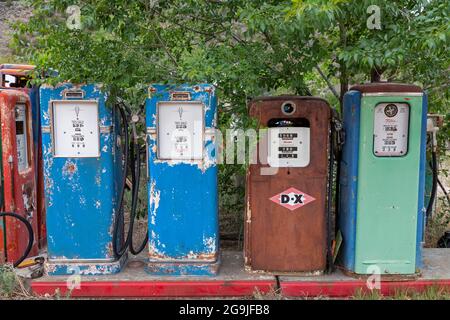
[337, 91, 361, 271]
[40, 83, 125, 275]
[145, 84, 219, 276]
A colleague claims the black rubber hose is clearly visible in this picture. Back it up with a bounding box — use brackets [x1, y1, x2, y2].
[0, 212, 33, 267]
[129, 146, 148, 255]
[426, 151, 438, 224]
[112, 105, 133, 258]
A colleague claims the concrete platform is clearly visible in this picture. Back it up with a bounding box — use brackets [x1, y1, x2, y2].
[31, 249, 450, 298]
[280, 249, 450, 297]
[31, 251, 277, 298]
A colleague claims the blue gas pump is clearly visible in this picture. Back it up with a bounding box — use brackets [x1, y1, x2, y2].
[40, 83, 128, 275]
[145, 84, 220, 276]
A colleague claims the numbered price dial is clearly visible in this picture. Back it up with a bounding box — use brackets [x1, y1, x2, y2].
[267, 127, 310, 168]
[52, 101, 100, 158]
[157, 102, 204, 160]
[373, 103, 410, 157]
[15, 104, 29, 171]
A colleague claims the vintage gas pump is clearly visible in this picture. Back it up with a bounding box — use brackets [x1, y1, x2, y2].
[40, 83, 128, 275]
[337, 83, 427, 276]
[0, 90, 38, 266]
[146, 84, 219, 276]
[0, 64, 47, 250]
[245, 96, 333, 273]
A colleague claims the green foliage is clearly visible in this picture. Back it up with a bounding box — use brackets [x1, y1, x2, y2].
[426, 196, 450, 247]
[0, 264, 18, 297]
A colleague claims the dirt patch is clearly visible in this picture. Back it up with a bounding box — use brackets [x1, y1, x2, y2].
[0, 1, 32, 60]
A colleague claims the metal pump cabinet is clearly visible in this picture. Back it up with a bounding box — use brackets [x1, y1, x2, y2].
[40, 84, 126, 275]
[245, 96, 332, 273]
[338, 83, 427, 275]
[0, 90, 39, 263]
[1, 64, 47, 251]
[146, 84, 219, 276]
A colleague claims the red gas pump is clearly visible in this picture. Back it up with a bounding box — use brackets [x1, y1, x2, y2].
[0, 64, 46, 253]
[0, 90, 38, 266]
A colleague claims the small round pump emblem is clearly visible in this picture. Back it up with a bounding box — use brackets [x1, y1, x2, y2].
[384, 104, 398, 117]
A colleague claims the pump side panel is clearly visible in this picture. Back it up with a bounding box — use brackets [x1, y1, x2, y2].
[337, 91, 361, 271]
[41, 84, 117, 262]
[29, 86, 47, 249]
[0, 218, 4, 263]
[0, 95, 4, 263]
[354, 95, 423, 274]
[146, 84, 219, 274]
[415, 93, 427, 269]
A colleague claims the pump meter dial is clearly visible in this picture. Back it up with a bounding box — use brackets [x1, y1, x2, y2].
[373, 102, 409, 157]
[157, 101, 204, 160]
[51, 100, 100, 158]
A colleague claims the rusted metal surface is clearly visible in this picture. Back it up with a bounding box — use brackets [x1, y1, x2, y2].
[44, 254, 127, 276]
[0, 224, 4, 264]
[245, 96, 331, 273]
[350, 82, 423, 93]
[0, 90, 39, 263]
[0, 64, 47, 252]
[146, 260, 221, 276]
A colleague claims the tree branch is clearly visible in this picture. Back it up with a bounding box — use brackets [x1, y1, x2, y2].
[314, 65, 339, 100]
[152, 29, 179, 67]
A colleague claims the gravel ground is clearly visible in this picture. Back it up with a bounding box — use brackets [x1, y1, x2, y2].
[0, 1, 32, 59]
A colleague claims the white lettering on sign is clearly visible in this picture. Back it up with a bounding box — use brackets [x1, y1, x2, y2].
[267, 127, 310, 167]
[270, 187, 316, 211]
[15, 104, 29, 171]
[157, 102, 204, 160]
[52, 101, 100, 157]
[373, 103, 409, 157]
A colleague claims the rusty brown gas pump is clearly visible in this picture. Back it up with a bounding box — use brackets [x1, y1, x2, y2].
[244, 96, 333, 274]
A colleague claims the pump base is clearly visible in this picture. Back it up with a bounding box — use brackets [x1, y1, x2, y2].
[31, 249, 450, 298]
[146, 259, 220, 276]
[46, 254, 127, 276]
[244, 264, 325, 276]
[337, 267, 420, 282]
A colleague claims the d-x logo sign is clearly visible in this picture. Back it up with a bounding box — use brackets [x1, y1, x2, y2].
[281, 193, 304, 205]
[270, 187, 316, 211]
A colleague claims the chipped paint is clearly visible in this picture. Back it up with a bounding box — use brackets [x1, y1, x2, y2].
[203, 236, 216, 254]
[149, 180, 160, 226]
[62, 160, 78, 176]
[45, 254, 126, 276]
[246, 195, 252, 223]
[41, 83, 125, 276]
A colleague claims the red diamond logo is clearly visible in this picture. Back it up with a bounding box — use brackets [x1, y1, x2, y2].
[269, 187, 316, 211]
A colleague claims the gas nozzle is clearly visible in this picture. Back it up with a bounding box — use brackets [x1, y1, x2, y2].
[427, 114, 444, 152]
[131, 114, 140, 142]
